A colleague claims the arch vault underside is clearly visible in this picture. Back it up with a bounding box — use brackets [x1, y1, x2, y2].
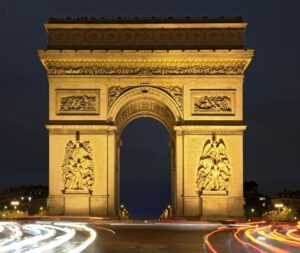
[40, 17, 253, 218]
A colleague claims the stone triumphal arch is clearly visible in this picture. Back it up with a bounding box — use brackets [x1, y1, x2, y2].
[38, 17, 253, 218]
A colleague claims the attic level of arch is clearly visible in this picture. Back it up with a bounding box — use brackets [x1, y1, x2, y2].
[45, 17, 247, 50]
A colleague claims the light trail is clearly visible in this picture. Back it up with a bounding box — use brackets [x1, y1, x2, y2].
[233, 226, 268, 253]
[286, 229, 300, 241]
[204, 226, 233, 253]
[205, 222, 300, 253]
[245, 225, 290, 253]
[0, 221, 97, 253]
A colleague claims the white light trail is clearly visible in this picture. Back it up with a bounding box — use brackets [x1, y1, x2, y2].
[0, 225, 55, 252]
[0, 221, 97, 253]
[24, 225, 75, 253]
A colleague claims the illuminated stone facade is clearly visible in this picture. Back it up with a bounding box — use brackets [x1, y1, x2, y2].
[39, 17, 254, 218]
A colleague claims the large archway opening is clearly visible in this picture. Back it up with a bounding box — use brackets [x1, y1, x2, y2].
[120, 118, 171, 219]
[110, 87, 182, 218]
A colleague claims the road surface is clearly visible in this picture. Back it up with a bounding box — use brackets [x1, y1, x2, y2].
[0, 220, 300, 252]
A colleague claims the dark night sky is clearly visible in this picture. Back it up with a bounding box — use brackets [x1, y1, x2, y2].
[1, 0, 300, 215]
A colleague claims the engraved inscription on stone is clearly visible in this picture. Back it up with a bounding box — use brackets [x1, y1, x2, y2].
[196, 135, 231, 193]
[62, 139, 95, 191]
[56, 89, 100, 115]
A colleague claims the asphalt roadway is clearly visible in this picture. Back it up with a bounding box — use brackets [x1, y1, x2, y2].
[87, 222, 218, 253]
[1, 219, 300, 252]
[86, 221, 300, 253]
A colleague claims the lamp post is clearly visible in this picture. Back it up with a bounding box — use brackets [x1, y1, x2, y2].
[27, 196, 32, 215]
[10, 201, 19, 212]
[274, 203, 284, 212]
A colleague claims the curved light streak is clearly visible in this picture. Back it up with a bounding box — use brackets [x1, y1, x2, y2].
[205, 222, 300, 253]
[0, 221, 97, 253]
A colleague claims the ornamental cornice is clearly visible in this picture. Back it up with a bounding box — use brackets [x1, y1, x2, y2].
[174, 125, 247, 135]
[46, 125, 117, 134]
[38, 49, 254, 59]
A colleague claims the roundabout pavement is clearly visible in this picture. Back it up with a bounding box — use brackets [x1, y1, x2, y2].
[0, 219, 299, 252]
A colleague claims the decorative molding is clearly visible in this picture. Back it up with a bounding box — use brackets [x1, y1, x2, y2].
[56, 89, 100, 115]
[191, 89, 235, 115]
[174, 125, 247, 135]
[62, 138, 95, 191]
[44, 59, 248, 76]
[48, 16, 244, 24]
[108, 85, 183, 110]
[46, 124, 117, 134]
[196, 135, 231, 193]
[115, 99, 175, 134]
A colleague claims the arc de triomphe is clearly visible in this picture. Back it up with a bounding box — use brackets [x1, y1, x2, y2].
[38, 17, 254, 218]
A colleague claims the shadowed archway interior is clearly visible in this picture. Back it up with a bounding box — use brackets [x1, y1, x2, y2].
[120, 118, 171, 218]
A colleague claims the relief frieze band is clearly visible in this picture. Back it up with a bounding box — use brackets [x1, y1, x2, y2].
[44, 60, 248, 76]
[56, 89, 100, 115]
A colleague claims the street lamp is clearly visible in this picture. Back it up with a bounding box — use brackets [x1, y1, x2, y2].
[10, 201, 19, 211]
[274, 203, 284, 212]
[27, 196, 32, 215]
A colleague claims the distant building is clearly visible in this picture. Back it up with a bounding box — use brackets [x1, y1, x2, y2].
[244, 181, 270, 217]
[271, 189, 300, 213]
[0, 185, 48, 214]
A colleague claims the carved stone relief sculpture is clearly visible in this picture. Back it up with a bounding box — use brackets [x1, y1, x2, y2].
[60, 95, 97, 112]
[194, 96, 231, 113]
[191, 89, 235, 115]
[108, 86, 132, 108]
[56, 89, 100, 115]
[160, 86, 183, 110]
[62, 137, 95, 191]
[196, 135, 231, 193]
